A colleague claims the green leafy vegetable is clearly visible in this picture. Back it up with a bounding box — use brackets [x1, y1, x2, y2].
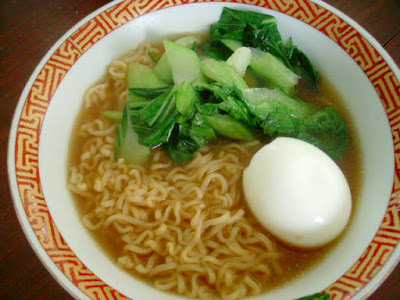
[243, 88, 315, 119]
[129, 86, 171, 98]
[162, 107, 217, 164]
[114, 104, 151, 165]
[190, 113, 217, 146]
[100, 100, 155, 123]
[163, 39, 201, 86]
[128, 100, 152, 109]
[128, 92, 149, 104]
[154, 54, 173, 83]
[176, 81, 199, 118]
[242, 22, 290, 67]
[175, 35, 201, 48]
[295, 292, 331, 300]
[210, 7, 319, 88]
[126, 62, 169, 88]
[163, 123, 199, 164]
[138, 87, 178, 147]
[221, 39, 299, 93]
[154, 36, 202, 83]
[125, 85, 218, 165]
[298, 106, 350, 160]
[129, 111, 155, 138]
[112, 7, 349, 165]
[100, 110, 123, 122]
[220, 39, 243, 52]
[250, 48, 300, 93]
[203, 40, 233, 61]
[243, 87, 349, 159]
[226, 46, 252, 77]
[210, 7, 276, 42]
[198, 102, 220, 116]
[141, 88, 176, 127]
[163, 142, 195, 165]
[197, 83, 257, 128]
[205, 114, 255, 140]
[200, 58, 249, 90]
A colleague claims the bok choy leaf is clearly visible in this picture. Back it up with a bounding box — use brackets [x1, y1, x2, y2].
[295, 293, 331, 300]
[114, 104, 151, 165]
[129, 86, 172, 98]
[209, 7, 319, 88]
[137, 87, 178, 147]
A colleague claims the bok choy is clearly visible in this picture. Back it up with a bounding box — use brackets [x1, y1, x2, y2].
[108, 7, 350, 166]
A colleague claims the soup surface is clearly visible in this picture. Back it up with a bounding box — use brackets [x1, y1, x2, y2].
[68, 37, 362, 299]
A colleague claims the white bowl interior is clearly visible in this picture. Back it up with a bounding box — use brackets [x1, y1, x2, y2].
[38, 3, 394, 299]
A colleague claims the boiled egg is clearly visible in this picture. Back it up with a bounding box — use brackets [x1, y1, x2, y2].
[243, 137, 351, 248]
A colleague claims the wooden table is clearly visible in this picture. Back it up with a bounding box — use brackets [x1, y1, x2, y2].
[0, 0, 399, 299]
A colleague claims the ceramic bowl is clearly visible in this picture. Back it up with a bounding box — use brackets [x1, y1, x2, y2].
[8, 0, 400, 299]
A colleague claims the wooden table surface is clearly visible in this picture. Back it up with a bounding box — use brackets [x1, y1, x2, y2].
[0, 0, 399, 299]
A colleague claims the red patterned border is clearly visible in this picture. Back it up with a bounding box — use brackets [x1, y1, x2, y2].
[13, 0, 400, 299]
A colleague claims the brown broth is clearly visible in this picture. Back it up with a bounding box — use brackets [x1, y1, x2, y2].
[68, 41, 363, 295]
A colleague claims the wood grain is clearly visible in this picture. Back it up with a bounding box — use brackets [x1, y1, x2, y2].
[0, 1, 399, 299]
[324, 0, 400, 47]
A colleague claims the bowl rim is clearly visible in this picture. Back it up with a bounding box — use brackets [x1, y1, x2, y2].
[7, 0, 400, 299]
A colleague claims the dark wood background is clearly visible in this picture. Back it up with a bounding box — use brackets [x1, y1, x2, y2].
[0, 0, 399, 299]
